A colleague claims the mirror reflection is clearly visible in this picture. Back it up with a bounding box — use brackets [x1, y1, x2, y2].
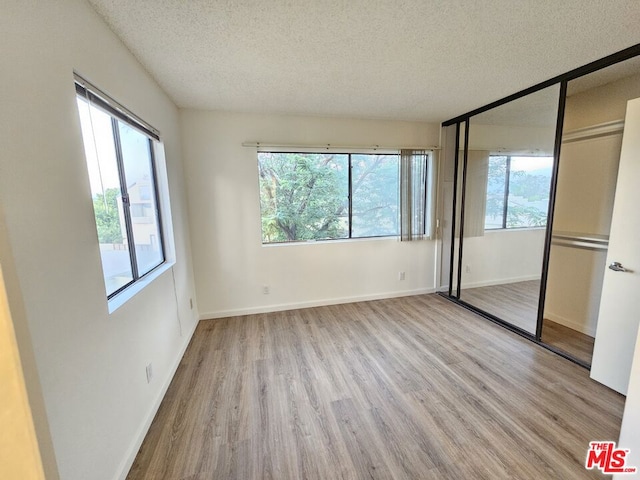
[457, 85, 560, 334]
[542, 56, 640, 365]
[442, 52, 640, 368]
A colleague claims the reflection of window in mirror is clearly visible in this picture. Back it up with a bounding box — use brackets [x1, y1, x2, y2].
[485, 155, 553, 230]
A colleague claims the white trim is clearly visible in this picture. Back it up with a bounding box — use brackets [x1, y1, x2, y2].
[107, 262, 175, 313]
[456, 274, 541, 290]
[199, 288, 437, 320]
[484, 226, 546, 234]
[116, 316, 199, 480]
[544, 311, 596, 337]
[261, 236, 417, 248]
[562, 120, 624, 143]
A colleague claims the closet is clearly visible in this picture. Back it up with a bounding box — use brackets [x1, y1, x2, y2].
[543, 58, 640, 366]
[439, 47, 640, 376]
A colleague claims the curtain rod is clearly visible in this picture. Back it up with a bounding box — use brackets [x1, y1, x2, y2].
[242, 142, 441, 151]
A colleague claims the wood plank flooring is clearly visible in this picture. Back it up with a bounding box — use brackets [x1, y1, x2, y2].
[542, 320, 595, 366]
[460, 280, 541, 333]
[461, 280, 595, 364]
[127, 294, 623, 480]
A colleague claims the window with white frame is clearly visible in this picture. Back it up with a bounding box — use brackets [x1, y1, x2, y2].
[75, 78, 165, 298]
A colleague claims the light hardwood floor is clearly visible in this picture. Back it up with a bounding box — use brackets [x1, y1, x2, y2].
[127, 294, 623, 480]
[460, 280, 541, 333]
[542, 320, 595, 366]
[461, 280, 595, 364]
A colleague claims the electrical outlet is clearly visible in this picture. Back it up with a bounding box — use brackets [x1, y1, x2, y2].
[465, 265, 471, 273]
[262, 285, 270, 295]
[145, 363, 153, 383]
[399, 271, 405, 281]
[189, 298, 193, 309]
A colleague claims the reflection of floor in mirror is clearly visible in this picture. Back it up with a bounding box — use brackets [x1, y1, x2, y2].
[461, 280, 594, 365]
[461, 280, 540, 332]
[541, 321, 594, 366]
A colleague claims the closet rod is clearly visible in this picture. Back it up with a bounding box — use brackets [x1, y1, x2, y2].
[551, 232, 609, 251]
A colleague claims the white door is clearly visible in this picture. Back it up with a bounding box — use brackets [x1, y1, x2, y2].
[0, 264, 45, 480]
[591, 97, 640, 395]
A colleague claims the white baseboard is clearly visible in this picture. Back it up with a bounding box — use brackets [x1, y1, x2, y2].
[199, 288, 437, 320]
[116, 315, 199, 480]
[544, 311, 596, 337]
[460, 274, 541, 290]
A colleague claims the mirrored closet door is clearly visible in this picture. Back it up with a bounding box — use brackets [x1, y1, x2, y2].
[457, 85, 559, 335]
[439, 44, 640, 369]
[541, 56, 640, 366]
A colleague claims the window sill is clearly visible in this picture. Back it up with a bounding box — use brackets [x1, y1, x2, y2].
[262, 235, 433, 247]
[484, 227, 546, 233]
[107, 261, 175, 314]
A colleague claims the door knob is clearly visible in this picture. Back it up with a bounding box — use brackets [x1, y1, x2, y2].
[609, 262, 628, 272]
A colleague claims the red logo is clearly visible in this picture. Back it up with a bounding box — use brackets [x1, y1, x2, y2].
[586, 441, 637, 474]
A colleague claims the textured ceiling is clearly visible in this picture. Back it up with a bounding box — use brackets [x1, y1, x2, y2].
[86, 0, 640, 123]
[470, 85, 560, 127]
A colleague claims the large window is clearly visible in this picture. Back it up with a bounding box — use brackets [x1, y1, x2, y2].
[485, 155, 553, 229]
[258, 151, 421, 243]
[76, 80, 165, 298]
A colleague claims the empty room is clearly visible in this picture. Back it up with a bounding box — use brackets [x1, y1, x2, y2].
[2, 1, 640, 479]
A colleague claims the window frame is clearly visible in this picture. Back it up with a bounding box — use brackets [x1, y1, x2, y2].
[258, 150, 429, 244]
[484, 154, 552, 231]
[75, 80, 167, 300]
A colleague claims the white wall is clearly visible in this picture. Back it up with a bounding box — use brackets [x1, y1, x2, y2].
[564, 72, 640, 131]
[0, 1, 198, 479]
[545, 248, 608, 336]
[458, 229, 546, 288]
[544, 134, 622, 336]
[180, 111, 440, 318]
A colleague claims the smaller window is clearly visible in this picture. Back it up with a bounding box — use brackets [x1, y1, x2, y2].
[485, 155, 553, 230]
[75, 77, 166, 298]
